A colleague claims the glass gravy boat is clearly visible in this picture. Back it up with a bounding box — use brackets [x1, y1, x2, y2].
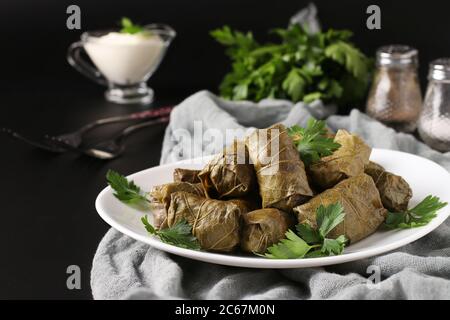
[67, 24, 175, 105]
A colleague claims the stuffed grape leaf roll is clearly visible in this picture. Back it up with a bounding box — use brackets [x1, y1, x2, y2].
[167, 191, 247, 252]
[149, 182, 205, 228]
[173, 168, 201, 184]
[246, 123, 313, 212]
[199, 140, 256, 199]
[294, 174, 387, 243]
[241, 208, 294, 254]
[365, 161, 412, 212]
[308, 129, 372, 190]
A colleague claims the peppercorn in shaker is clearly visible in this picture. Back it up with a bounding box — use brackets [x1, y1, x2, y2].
[366, 45, 422, 133]
[418, 59, 450, 152]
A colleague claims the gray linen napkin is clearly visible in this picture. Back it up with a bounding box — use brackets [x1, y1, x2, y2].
[91, 90, 450, 300]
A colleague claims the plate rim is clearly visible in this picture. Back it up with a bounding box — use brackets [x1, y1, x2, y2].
[95, 148, 450, 269]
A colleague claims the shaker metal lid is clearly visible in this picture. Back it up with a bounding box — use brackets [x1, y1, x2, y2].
[429, 58, 450, 80]
[376, 45, 418, 66]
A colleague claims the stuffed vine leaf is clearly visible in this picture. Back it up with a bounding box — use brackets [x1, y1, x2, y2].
[167, 191, 248, 252]
[365, 161, 413, 212]
[149, 182, 205, 228]
[294, 174, 387, 243]
[246, 123, 313, 212]
[173, 168, 201, 184]
[199, 140, 256, 199]
[241, 208, 294, 254]
[308, 129, 371, 189]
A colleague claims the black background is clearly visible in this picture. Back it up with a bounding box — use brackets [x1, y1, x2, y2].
[1, 0, 449, 299]
[3, 0, 450, 95]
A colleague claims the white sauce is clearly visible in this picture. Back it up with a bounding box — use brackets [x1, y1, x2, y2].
[84, 32, 165, 85]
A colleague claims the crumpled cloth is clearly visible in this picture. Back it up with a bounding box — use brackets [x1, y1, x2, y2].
[91, 90, 450, 300]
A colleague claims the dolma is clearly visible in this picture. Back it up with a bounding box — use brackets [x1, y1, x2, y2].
[199, 140, 256, 199]
[308, 129, 372, 189]
[364, 161, 385, 174]
[241, 208, 294, 254]
[173, 168, 201, 184]
[294, 174, 387, 243]
[229, 197, 260, 213]
[167, 191, 247, 252]
[148, 201, 167, 230]
[246, 123, 313, 212]
[365, 161, 412, 212]
[149, 182, 205, 228]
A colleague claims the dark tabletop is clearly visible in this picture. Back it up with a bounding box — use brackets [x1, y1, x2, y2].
[0, 88, 179, 299]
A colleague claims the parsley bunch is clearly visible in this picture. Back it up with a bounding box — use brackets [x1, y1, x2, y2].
[211, 25, 372, 105]
[288, 119, 341, 165]
[385, 195, 447, 229]
[260, 203, 348, 259]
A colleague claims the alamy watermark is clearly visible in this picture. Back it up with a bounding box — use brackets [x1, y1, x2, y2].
[366, 264, 395, 290]
[366, 265, 381, 289]
[66, 5, 81, 30]
[66, 265, 81, 290]
[170, 122, 281, 174]
[366, 5, 381, 30]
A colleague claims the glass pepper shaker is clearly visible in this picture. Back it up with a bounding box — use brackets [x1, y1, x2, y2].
[418, 59, 450, 152]
[366, 45, 422, 133]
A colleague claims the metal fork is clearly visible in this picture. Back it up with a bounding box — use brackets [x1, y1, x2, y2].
[1, 127, 68, 153]
[2, 106, 173, 153]
[46, 106, 172, 150]
[81, 116, 170, 159]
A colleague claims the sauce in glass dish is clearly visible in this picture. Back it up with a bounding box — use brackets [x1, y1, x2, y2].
[84, 32, 164, 85]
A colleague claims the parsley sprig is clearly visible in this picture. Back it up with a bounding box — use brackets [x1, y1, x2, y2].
[120, 17, 144, 34]
[142, 216, 201, 250]
[385, 195, 447, 229]
[106, 170, 149, 205]
[260, 203, 348, 259]
[288, 119, 341, 165]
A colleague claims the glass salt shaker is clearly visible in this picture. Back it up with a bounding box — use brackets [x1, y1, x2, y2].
[366, 45, 422, 133]
[418, 59, 450, 152]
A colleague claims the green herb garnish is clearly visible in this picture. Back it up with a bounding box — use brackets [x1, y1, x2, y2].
[259, 203, 348, 259]
[260, 230, 315, 259]
[142, 215, 201, 250]
[385, 195, 447, 229]
[106, 169, 149, 204]
[211, 24, 372, 104]
[120, 17, 144, 34]
[288, 119, 341, 165]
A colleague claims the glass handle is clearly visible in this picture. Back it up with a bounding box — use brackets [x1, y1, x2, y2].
[67, 41, 107, 86]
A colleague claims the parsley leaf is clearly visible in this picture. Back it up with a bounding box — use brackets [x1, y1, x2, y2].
[120, 17, 144, 34]
[260, 203, 348, 259]
[317, 203, 346, 238]
[282, 68, 307, 102]
[385, 195, 447, 229]
[325, 41, 368, 80]
[288, 118, 341, 165]
[321, 235, 347, 256]
[141, 215, 201, 250]
[106, 170, 149, 205]
[259, 230, 315, 259]
[296, 223, 321, 244]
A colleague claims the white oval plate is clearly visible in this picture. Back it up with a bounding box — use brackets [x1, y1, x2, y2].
[96, 149, 450, 269]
